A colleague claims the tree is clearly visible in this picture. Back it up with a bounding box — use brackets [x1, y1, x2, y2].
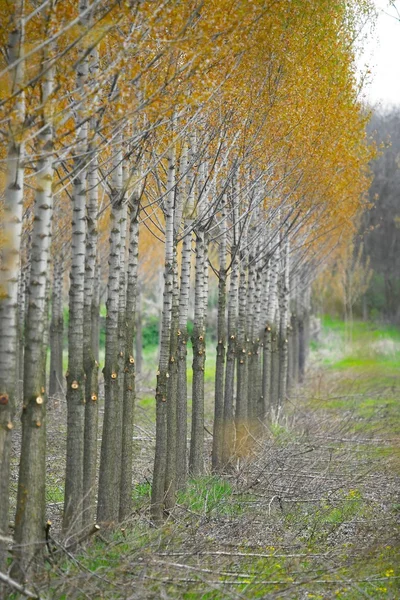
[0, 0, 26, 570]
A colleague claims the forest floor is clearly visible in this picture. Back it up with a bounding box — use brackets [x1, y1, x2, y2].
[8, 318, 400, 599]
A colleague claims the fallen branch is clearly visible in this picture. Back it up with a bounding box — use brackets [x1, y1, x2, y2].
[156, 550, 329, 559]
[0, 570, 41, 599]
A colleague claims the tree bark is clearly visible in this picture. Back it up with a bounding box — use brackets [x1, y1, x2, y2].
[165, 140, 186, 507]
[263, 244, 279, 416]
[82, 102, 100, 526]
[64, 1, 91, 534]
[222, 193, 239, 467]
[189, 228, 206, 476]
[119, 195, 140, 522]
[278, 236, 290, 409]
[135, 280, 143, 377]
[270, 324, 280, 413]
[12, 48, 54, 577]
[151, 142, 176, 523]
[17, 265, 27, 404]
[249, 259, 262, 423]
[164, 248, 179, 509]
[0, 5, 25, 569]
[49, 259, 64, 401]
[298, 315, 306, 383]
[260, 260, 270, 420]
[212, 193, 227, 472]
[176, 230, 192, 488]
[91, 259, 101, 365]
[235, 251, 248, 455]
[97, 136, 125, 526]
[246, 244, 257, 424]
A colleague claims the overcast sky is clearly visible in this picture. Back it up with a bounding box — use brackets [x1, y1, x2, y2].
[358, 0, 400, 107]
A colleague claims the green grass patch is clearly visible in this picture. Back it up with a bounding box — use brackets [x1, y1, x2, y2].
[46, 484, 64, 504]
[321, 316, 400, 341]
[177, 476, 243, 517]
[132, 481, 151, 507]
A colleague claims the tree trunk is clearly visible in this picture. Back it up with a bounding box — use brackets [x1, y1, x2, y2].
[250, 261, 262, 423]
[278, 236, 290, 408]
[212, 194, 227, 472]
[165, 140, 186, 507]
[235, 252, 248, 455]
[176, 230, 192, 488]
[119, 196, 140, 522]
[49, 259, 64, 401]
[263, 245, 279, 417]
[175, 137, 194, 489]
[270, 324, 280, 414]
[222, 226, 239, 467]
[289, 311, 299, 390]
[16, 265, 27, 404]
[151, 142, 175, 523]
[246, 247, 257, 425]
[298, 314, 306, 383]
[260, 260, 271, 420]
[164, 249, 179, 509]
[189, 228, 206, 476]
[64, 2, 91, 534]
[0, 6, 25, 569]
[82, 108, 100, 526]
[91, 259, 101, 364]
[12, 51, 54, 576]
[135, 280, 143, 377]
[97, 137, 125, 526]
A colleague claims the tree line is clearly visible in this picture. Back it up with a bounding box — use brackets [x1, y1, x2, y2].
[363, 108, 400, 322]
[0, 0, 373, 582]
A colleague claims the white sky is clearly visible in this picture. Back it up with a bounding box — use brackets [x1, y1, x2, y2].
[357, 0, 400, 107]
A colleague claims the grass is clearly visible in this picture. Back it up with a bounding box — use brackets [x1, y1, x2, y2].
[176, 477, 243, 517]
[318, 316, 400, 369]
[130, 477, 243, 518]
[309, 316, 400, 441]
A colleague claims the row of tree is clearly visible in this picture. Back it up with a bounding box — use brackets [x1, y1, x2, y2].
[0, 0, 373, 582]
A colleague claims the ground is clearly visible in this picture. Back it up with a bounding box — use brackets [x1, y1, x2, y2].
[8, 317, 400, 599]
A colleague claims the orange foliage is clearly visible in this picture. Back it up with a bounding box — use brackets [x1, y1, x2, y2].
[0, 0, 374, 265]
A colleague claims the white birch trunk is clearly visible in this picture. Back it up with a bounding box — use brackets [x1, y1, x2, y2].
[249, 242, 263, 422]
[64, 0, 93, 533]
[236, 221, 248, 455]
[260, 250, 271, 420]
[17, 265, 27, 403]
[49, 258, 64, 401]
[0, 4, 25, 567]
[222, 187, 239, 466]
[82, 84, 100, 525]
[12, 46, 54, 577]
[265, 238, 280, 415]
[165, 140, 186, 508]
[119, 189, 140, 521]
[176, 141, 192, 489]
[151, 141, 175, 523]
[212, 192, 227, 471]
[97, 132, 125, 525]
[245, 232, 257, 424]
[189, 160, 207, 476]
[64, 125, 88, 523]
[278, 235, 290, 408]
